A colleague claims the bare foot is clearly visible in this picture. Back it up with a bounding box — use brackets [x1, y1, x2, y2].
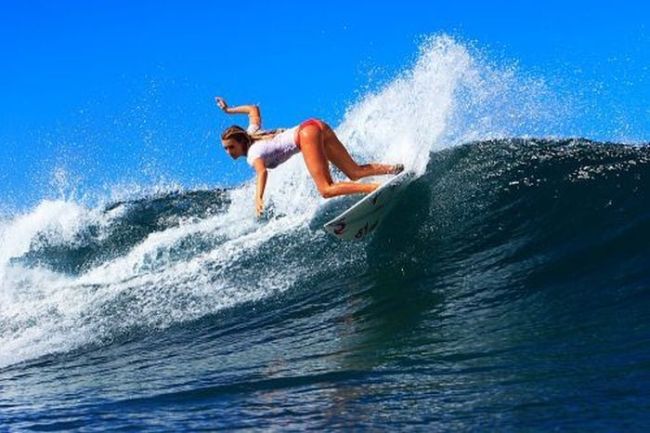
[391, 164, 405, 174]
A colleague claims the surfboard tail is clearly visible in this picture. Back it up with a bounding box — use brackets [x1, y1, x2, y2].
[323, 171, 415, 241]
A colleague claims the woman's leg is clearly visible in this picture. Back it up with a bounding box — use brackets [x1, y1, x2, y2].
[299, 125, 379, 198]
[322, 125, 402, 180]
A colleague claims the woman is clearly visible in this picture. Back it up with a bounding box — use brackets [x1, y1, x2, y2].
[216, 96, 403, 216]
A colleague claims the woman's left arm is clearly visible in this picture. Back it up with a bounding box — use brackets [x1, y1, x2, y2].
[215, 97, 261, 129]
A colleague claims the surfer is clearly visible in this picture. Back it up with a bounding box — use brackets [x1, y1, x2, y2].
[216, 96, 403, 216]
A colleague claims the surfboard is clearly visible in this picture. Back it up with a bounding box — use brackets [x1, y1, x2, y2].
[323, 171, 415, 241]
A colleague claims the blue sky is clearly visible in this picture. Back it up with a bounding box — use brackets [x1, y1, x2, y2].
[1, 1, 648, 209]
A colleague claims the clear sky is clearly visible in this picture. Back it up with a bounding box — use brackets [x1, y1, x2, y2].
[1, 1, 648, 209]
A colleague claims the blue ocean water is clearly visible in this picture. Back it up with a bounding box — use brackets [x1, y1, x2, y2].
[1, 139, 649, 431]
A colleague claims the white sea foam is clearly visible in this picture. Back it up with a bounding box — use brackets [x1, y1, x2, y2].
[336, 35, 564, 175]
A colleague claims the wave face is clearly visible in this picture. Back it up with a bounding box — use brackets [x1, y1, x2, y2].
[2, 139, 649, 430]
[2, 37, 650, 431]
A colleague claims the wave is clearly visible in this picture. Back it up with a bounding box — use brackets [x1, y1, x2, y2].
[1, 35, 648, 370]
[1, 137, 649, 370]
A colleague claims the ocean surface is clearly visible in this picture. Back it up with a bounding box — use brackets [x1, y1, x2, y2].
[1, 138, 649, 431]
[2, 36, 650, 431]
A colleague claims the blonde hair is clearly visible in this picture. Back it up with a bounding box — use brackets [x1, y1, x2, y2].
[221, 125, 285, 152]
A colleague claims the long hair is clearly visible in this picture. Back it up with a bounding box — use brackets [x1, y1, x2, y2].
[221, 125, 285, 153]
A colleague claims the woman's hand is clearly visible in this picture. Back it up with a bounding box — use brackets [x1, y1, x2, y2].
[255, 196, 264, 217]
[215, 96, 228, 112]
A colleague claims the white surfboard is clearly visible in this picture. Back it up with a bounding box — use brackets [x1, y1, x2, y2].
[323, 171, 415, 241]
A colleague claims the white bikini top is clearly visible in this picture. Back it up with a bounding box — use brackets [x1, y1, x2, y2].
[245, 124, 300, 169]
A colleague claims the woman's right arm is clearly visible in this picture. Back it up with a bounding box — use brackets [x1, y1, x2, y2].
[215, 96, 261, 130]
[252, 158, 268, 217]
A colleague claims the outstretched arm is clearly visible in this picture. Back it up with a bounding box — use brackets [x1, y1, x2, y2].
[215, 96, 261, 130]
[252, 158, 268, 217]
